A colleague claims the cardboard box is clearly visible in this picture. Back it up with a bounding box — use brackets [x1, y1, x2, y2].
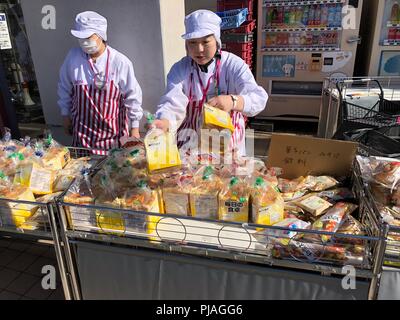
[267, 134, 358, 179]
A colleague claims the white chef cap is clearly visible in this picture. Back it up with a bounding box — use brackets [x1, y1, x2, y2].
[71, 11, 107, 41]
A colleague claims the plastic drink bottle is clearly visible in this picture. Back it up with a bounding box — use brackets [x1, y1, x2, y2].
[289, 7, 296, 25]
[309, 5, 316, 26]
[314, 5, 321, 26]
[391, 2, 399, 24]
[328, 4, 336, 27]
[302, 6, 309, 26]
[321, 5, 329, 27]
[335, 4, 343, 27]
[295, 6, 303, 25]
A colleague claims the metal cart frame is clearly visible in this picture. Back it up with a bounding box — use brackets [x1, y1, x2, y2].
[0, 147, 105, 300]
[318, 76, 400, 139]
[55, 162, 388, 300]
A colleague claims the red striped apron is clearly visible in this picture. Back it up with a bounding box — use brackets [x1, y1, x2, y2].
[177, 57, 246, 154]
[71, 49, 128, 155]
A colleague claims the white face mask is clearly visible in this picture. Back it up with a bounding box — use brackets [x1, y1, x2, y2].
[79, 38, 100, 55]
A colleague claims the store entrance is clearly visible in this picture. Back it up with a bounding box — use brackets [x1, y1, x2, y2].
[0, 0, 45, 139]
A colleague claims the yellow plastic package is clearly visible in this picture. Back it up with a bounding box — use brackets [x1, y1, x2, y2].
[144, 113, 181, 173]
[190, 166, 223, 219]
[0, 185, 37, 227]
[250, 177, 284, 227]
[202, 103, 234, 133]
[218, 177, 250, 223]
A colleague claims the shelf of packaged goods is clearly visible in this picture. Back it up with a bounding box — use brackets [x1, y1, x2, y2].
[383, 40, 400, 46]
[263, 26, 342, 32]
[263, 0, 345, 8]
[261, 46, 340, 51]
[387, 22, 400, 28]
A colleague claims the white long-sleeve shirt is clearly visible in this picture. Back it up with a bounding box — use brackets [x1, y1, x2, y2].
[156, 51, 268, 128]
[57, 45, 143, 128]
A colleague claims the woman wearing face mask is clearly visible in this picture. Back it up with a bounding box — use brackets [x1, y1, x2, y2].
[152, 10, 268, 157]
[58, 11, 143, 154]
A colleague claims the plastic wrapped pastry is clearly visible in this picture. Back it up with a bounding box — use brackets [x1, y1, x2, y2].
[218, 177, 250, 223]
[162, 173, 193, 216]
[190, 166, 223, 219]
[250, 177, 284, 226]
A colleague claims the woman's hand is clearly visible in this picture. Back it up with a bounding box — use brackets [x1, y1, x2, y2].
[146, 119, 170, 133]
[130, 127, 140, 139]
[207, 95, 243, 113]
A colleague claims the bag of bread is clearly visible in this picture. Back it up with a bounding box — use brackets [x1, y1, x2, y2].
[218, 176, 250, 223]
[144, 112, 181, 173]
[121, 181, 162, 236]
[40, 134, 70, 170]
[63, 172, 97, 230]
[250, 177, 284, 227]
[0, 184, 37, 228]
[190, 165, 222, 219]
[162, 173, 193, 216]
[336, 215, 366, 245]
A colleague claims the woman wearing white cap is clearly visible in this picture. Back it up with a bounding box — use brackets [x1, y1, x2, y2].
[153, 10, 268, 156]
[58, 11, 143, 154]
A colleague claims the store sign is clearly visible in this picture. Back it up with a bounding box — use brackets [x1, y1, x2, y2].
[0, 13, 12, 50]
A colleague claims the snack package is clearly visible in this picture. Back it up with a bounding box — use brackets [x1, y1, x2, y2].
[218, 177, 250, 223]
[0, 184, 37, 227]
[162, 173, 192, 216]
[336, 215, 366, 245]
[303, 175, 339, 192]
[202, 103, 235, 133]
[370, 183, 393, 206]
[295, 194, 333, 217]
[373, 161, 400, 189]
[317, 188, 355, 202]
[281, 190, 308, 202]
[250, 177, 284, 227]
[278, 177, 306, 193]
[255, 218, 311, 241]
[190, 166, 223, 219]
[200, 103, 234, 156]
[271, 239, 366, 266]
[144, 112, 181, 173]
[307, 202, 358, 243]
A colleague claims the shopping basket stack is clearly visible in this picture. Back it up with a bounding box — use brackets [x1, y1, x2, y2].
[217, 0, 256, 70]
[335, 78, 400, 158]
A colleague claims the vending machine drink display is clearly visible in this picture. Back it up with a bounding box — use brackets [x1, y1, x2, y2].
[358, 0, 400, 76]
[256, 0, 364, 122]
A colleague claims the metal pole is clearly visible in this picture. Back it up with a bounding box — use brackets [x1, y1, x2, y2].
[368, 224, 389, 300]
[55, 202, 82, 300]
[47, 203, 72, 300]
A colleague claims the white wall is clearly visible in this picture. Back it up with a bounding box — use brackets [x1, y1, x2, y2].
[21, 0, 185, 143]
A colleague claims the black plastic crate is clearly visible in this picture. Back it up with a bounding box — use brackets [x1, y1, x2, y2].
[344, 129, 400, 158]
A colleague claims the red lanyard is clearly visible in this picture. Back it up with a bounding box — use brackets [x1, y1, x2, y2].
[87, 48, 110, 87]
[188, 56, 221, 107]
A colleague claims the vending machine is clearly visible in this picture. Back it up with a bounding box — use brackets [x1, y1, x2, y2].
[359, 0, 400, 77]
[255, 0, 363, 122]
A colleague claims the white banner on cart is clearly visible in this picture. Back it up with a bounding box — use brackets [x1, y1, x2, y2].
[0, 13, 12, 50]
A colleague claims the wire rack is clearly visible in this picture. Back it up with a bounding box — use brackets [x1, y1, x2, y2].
[56, 164, 387, 289]
[318, 76, 400, 139]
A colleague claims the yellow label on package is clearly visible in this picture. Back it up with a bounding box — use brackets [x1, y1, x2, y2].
[42, 148, 71, 170]
[203, 104, 234, 133]
[218, 199, 249, 223]
[0, 188, 37, 227]
[145, 131, 181, 173]
[29, 165, 56, 195]
[13, 163, 33, 187]
[252, 203, 284, 226]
